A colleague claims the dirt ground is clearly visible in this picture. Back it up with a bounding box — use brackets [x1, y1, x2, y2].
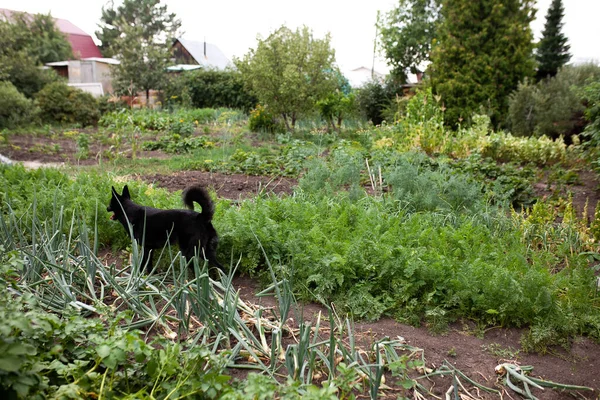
[232, 274, 600, 399]
[3, 137, 600, 399]
[143, 170, 297, 200]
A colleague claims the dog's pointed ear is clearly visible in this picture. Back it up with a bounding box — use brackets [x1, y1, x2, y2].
[111, 186, 119, 197]
[122, 185, 131, 199]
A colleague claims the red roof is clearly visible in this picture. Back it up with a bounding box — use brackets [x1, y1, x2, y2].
[0, 8, 102, 59]
[68, 34, 102, 58]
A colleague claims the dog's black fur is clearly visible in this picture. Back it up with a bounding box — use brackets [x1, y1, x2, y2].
[107, 185, 223, 271]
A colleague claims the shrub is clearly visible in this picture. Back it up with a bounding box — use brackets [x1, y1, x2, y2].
[248, 104, 283, 133]
[355, 79, 387, 125]
[35, 82, 100, 126]
[507, 80, 538, 137]
[97, 94, 128, 115]
[0, 81, 35, 129]
[404, 87, 444, 126]
[316, 91, 357, 132]
[581, 80, 600, 146]
[0, 52, 59, 98]
[164, 69, 257, 112]
[508, 64, 600, 139]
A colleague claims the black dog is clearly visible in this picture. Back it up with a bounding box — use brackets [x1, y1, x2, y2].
[107, 184, 223, 272]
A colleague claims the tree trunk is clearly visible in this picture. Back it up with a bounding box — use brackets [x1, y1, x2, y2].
[282, 113, 291, 131]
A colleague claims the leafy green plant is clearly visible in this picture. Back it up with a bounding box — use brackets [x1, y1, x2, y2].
[143, 133, 216, 154]
[169, 117, 195, 135]
[35, 82, 100, 127]
[76, 133, 90, 159]
[248, 104, 283, 133]
[0, 81, 35, 129]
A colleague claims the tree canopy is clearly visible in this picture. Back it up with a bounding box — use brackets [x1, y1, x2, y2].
[236, 26, 338, 130]
[377, 0, 441, 82]
[535, 0, 571, 81]
[96, 0, 181, 58]
[0, 12, 72, 65]
[98, 0, 181, 100]
[0, 12, 66, 97]
[429, 0, 536, 127]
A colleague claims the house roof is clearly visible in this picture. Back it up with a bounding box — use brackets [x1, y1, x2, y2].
[68, 33, 102, 58]
[175, 38, 231, 70]
[0, 8, 102, 59]
[46, 57, 119, 67]
[345, 66, 385, 88]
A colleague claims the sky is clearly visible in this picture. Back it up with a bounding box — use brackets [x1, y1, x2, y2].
[1, 0, 599, 73]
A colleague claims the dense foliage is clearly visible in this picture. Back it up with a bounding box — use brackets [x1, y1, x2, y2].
[0, 11, 72, 65]
[96, 0, 181, 59]
[0, 12, 63, 98]
[163, 69, 257, 112]
[377, 0, 441, 81]
[35, 82, 100, 127]
[429, 0, 536, 127]
[0, 81, 35, 129]
[508, 64, 600, 139]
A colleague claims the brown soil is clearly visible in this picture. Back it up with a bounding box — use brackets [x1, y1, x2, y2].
[3, 134, 600, 399]
[233, 276, 600, 399]
[1, 132, 166, 165]
[142, 170, 297, 200]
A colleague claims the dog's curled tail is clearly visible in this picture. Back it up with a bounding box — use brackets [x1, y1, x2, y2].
[182, 185, 214, 221]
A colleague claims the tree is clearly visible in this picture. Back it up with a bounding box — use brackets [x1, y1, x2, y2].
[377, 0, 441, 82]
[535, 0, 570, 81]
[317, 72, 356, 132]
[98, 0, 181, 101]
[236, 26, 338, 130]
[429, 0, 536, 127]
[0, 12, 73, 64]
[0, 12, 65, 97]
[96, 0, 180, 58]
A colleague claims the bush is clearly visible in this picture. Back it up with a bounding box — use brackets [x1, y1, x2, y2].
[35, 82, 100, 126]
[248, 104, 283, 133]
[0, 81, 35, 129]
[355, 79, 387, 125]
[163, 69, 257, 112]
[508, 64, 600, 139]
[581, 80, 600, 146]
[0, 52, 59, 98]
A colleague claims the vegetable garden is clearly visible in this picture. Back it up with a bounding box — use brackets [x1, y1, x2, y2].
[2, 91, 600, 399]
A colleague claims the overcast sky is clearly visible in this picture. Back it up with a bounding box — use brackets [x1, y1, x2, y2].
[2, 0, 599, 72]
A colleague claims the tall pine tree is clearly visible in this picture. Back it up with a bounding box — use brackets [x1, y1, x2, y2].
[429, 0, 536, 127]
[535, 0, 570, 81]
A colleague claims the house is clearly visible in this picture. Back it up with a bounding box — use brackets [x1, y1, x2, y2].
[171, 38, 231, 70]
[46, 58, 119, 97]
[345, 66, 386, 88]
[0, 8, 102, 59]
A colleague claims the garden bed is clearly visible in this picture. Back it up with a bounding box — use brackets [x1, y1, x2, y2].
[2, 127, 600, 399]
